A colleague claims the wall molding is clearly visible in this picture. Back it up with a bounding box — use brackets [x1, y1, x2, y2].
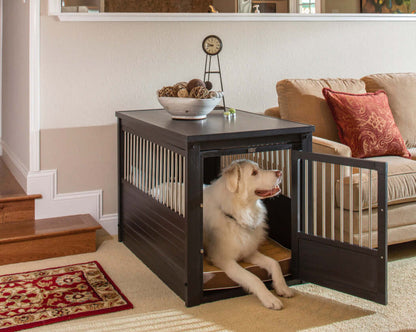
[29, 0, 40, 172]
[27, 169, 118, 235]
[1, 139, 29, 192]
[55, 12, 416, 22]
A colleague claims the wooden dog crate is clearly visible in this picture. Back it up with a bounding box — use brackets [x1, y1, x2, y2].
[116, 108, 388, 306]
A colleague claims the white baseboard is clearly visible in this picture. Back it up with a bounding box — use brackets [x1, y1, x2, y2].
[0, 139, 29, 192]
[27, 169, 118, 235]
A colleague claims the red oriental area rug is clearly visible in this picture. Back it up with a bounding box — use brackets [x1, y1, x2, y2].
[0, 261, 133, 331]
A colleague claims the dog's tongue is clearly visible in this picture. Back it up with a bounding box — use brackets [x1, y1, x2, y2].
[255, 186, 281, 198]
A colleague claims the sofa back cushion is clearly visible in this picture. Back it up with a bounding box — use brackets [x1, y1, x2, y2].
[362, 73, 416, 148]
[276, 79, 366, 142]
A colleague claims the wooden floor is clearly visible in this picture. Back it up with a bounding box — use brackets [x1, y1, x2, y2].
[0, 157, 25, 198]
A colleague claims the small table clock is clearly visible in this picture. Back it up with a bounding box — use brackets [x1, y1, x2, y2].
[202, 35, 226, 113]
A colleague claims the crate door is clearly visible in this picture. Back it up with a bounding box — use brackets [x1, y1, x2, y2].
[291, 151, 388, 304]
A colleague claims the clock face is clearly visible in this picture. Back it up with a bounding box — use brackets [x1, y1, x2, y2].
[202, 35, 223, 55]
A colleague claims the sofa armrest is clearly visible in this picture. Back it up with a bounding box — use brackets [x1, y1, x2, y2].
[264, 106, 281, 118]
[312, 136, 352, 157]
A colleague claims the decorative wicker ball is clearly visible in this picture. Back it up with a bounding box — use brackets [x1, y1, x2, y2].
[173, 82, 188, 95]
[190, 86, 209, 99]
[205, 81, 213, 90]
[158, 86, 176, 97]
[177, 88, 189, 98]
[209, 91, 220, 98]
[187, 79, 205, 92]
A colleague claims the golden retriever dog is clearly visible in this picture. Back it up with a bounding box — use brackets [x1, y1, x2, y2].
[203, 159, 294, 309]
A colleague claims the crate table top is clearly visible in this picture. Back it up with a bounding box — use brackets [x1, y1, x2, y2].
[116, 108, 314, 148]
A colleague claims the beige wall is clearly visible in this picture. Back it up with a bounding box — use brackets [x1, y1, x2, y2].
[39, 0, 416, 214]
[2, 0, 30, 170]
[40, 125, 117, 215]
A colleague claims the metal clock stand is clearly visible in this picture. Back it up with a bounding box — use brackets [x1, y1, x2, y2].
[203, 54, 226, 112]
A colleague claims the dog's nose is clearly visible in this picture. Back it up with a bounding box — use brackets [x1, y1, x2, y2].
[275, 170, 282, 178]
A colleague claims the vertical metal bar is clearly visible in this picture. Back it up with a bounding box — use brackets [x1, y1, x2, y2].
[304, 160, 309, 234]
[170, 151, 174, 210]
[369, 170, 373, 248]
[321, 162, 326, 238]
[152, 143, 156, 195]
[280, 150, 285, 195]
[331, 164, 335, 240]
[179, 155, 183, 216]
[286, 150, 291, 197]
[156, 144, 160, 201]
[163, 148, 167, 205]
[340, 166, 344, 242]
[175, 153, 178, 213]
[135, 135, 138, 187]
[166, 148, 170, 206]
[313, 161, 317, 236]
[359, 168, 363, 247]
[125, 132, 129, 183]
[141, 138, 145, 192]
[349, 166, 354, 245]
[123, 132, 127, 180]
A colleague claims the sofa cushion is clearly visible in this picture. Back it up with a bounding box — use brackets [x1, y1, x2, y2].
[336, 156, 416, 210]
[362, 73, 416, 148]
[323, 88, 410, 159]
[409, 147, 416, 160]
[276, 78, 366, 142]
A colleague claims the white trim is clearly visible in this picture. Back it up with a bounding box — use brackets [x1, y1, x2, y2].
[29, 0, 40, 172]
[56, 12, 416, 22]
[27, 169, 118, 235]
[1, 139, 29, 192]
[0, 0, 3, 156]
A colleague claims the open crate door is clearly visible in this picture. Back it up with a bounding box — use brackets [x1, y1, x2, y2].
[291, 151, 388, 304]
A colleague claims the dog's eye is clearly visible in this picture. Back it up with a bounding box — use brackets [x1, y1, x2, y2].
[251, 170, 258, 176]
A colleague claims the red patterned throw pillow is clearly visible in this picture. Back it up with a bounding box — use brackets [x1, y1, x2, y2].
[322, 88, 411, 159]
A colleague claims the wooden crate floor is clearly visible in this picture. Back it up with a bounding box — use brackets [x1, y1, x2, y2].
[203, 238, 291, 291]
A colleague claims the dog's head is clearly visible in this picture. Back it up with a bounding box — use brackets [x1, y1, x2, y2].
[222, 159, 282, 200]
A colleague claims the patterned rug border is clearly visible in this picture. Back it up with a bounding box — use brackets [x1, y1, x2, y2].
[0, 261, 133, 332]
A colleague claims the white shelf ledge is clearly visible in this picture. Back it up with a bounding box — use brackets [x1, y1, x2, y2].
[55, 12, 416, 22]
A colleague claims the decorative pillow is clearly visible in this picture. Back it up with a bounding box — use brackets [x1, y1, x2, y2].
[322, 88, 411, 159]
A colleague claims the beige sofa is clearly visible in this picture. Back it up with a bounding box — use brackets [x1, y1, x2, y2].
[265, 73, 416, 246]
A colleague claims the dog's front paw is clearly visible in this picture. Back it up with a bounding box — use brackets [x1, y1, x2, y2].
[274, 284, 295, 298]
[259, 292, 284, 310]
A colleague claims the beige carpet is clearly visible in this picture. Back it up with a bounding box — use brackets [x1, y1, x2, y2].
[1, 230, 415, 331]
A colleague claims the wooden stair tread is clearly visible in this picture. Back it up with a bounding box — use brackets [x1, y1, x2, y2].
[0, 194, 42, 203]
[0, 214, 102, 244]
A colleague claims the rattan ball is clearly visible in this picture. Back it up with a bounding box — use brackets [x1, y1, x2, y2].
[187, 79, 205, 92]
[158, 86, 176, 97]
[190, 86, 209, 99]
[173, 82, 188, 95]
[205, 81, 213, 90]
[177, 88, 189, 98]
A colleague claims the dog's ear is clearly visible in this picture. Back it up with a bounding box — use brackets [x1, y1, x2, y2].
[223, 163, 241, 193]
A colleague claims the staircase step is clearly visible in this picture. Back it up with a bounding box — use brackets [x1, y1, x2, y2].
[0, 194, 42, 223]
[0, 214, 102, 265]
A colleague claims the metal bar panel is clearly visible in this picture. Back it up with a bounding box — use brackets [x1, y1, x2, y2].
[369, 170, 373, 248]
[313, 161, 317, 236]
[340, 166, 344, 242]
[349, 166, 354, 245]
[321, 162, 326, 238]
[359, 168, 363, 247]
[331, 164, 335, 240]
[305, 160, 309, 234]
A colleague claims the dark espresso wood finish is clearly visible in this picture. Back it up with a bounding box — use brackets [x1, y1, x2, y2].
[116, 108, 314, 306]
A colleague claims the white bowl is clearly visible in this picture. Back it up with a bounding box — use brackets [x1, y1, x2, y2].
[157, 94, 222, 120]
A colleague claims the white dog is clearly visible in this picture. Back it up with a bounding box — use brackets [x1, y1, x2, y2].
[203, 159, 294, 309]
